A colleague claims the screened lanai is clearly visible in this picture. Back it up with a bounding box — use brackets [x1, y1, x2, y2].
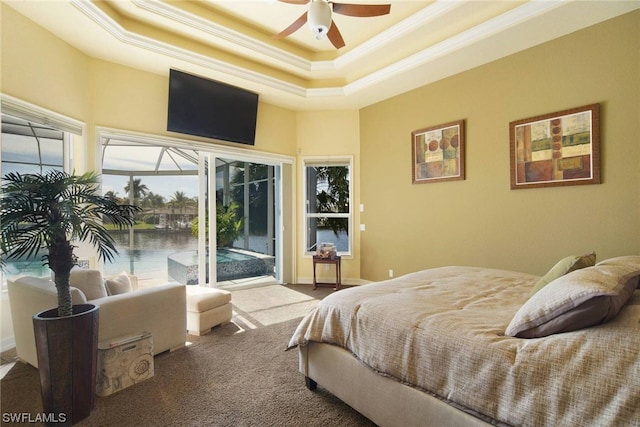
[1, 109, 287, 289]
[100, 137, 278, 288]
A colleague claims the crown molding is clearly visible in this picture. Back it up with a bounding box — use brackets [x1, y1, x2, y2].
[345, 0, 565, 95]
[132, 0, 317, 72]
[68, 0, 630, 104]
[334, 0, 464, 69]
[71, 0, 308, 97]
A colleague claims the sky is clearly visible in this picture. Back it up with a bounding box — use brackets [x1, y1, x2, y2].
[101, 144, 200, 201]
[101, 174, 199, 201]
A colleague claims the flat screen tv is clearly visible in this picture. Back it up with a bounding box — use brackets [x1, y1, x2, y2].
[167, 69, 258, 145]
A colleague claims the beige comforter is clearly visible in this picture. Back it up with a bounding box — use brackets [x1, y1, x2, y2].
[289, 266, 640, 427]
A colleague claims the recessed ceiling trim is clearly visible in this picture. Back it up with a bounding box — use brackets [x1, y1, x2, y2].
[335, 0, 464, 68]
[74, 0, 451, 75]
[307, 86, 346, 98]
[69, 0, 567, 101]
[345, 0, 566, 95]
[64, 0, 637, 106]
[132, 0, 321, 72]
[134, 0, 468, 73]
[71, 0, 308, 97]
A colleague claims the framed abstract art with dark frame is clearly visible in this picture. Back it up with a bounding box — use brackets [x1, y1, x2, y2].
[412, 119, 465, 184]
[509, 104, 600, 189]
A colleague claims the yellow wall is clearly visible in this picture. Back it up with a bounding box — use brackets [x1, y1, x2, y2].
[295, 110, 361, 284]
[85, 58, 298, 166]
[0, 5, 89, 120]
[2, 4, 639, 344]
[360, 10, 640, 281]
[0, 4, 360, 345]
[0, 4, 302, 344]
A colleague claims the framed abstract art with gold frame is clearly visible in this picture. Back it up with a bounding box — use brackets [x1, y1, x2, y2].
[509, 104, 600, 190]
[411, 119, 465, 184]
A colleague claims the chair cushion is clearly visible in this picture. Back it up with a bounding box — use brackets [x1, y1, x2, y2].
[105, 272, 133, 295]
[186, 287, 231, 312]
[70, 269, 107, 300]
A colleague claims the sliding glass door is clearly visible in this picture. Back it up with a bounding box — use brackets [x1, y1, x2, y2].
[215, 159, 277, 282]
[100, 135, 281, 288]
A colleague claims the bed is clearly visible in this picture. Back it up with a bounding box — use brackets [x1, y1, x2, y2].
[288, 255, 640, 426]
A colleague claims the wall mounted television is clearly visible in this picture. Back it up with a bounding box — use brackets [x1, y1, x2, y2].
[167, 69, 258, 145]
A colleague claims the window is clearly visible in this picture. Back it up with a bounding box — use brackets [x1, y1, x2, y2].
[1, 115, 66, 175]
[304, 158, 352, 255]
[1, 114, 70, 283]
[99, 134, 282, 287]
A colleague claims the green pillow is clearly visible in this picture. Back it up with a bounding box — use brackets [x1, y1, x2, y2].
[529, 252, 596, 298]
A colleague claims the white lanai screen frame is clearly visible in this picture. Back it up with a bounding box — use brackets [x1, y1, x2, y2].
[97, 128, 290, 286]
[199, 152, 216, 286]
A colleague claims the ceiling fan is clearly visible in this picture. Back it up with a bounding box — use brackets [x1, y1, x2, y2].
[274, 0, 391, 49]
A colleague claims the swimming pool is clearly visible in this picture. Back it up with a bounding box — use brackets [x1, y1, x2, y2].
[167, 248, 275, 285]
[1, 230, 276, 286]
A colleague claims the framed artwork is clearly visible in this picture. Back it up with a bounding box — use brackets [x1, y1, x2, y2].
[412, 119, 465, 184]
[509, 104, 600, 189]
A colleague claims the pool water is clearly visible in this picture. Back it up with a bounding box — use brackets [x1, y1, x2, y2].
[2, 230, 277, 285]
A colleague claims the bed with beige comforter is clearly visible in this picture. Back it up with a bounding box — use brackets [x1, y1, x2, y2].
[289, 261, 640, 426]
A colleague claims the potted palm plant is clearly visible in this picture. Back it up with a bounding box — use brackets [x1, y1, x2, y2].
[0, 170, 140, 425]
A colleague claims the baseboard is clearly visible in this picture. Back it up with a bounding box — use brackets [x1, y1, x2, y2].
[1, 337, 16, 353]
[295, 277, 370, 286]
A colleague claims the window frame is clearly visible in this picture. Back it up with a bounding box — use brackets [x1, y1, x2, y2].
[1, 95, 81, 288]
[96, 127, 293, 286]
[302, 156, 353, 257]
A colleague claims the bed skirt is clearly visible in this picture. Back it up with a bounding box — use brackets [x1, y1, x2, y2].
[298, 342, 494, 427]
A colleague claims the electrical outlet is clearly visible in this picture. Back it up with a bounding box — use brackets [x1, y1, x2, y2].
[389, 269, 394, 278]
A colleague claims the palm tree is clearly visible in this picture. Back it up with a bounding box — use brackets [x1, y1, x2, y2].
[0, 170, 140, 317]
[104, 190, 120, 203]
[124, 178, 149, 205]
[142, 192, 165, 225]
[315, 166, 349, 236]
[168, 191, 195, 228]
[191, 203, 243, 247]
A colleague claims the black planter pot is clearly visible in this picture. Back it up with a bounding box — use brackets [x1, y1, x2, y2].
[33, 304, 99, 426]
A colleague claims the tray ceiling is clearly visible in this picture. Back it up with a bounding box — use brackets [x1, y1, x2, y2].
[5, 1, 639, 110]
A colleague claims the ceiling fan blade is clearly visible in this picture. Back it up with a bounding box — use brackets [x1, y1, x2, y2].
[277, 0, 309, 4]
[332, 3, 391, 17]
[327, 21, 345, 49]
[274, 12, 308, 39]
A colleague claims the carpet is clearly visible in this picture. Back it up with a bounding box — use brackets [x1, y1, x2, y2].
[0, 286, 376, 426]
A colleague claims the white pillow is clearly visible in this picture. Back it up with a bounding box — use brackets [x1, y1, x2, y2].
[506, 257, 640, 338]
[69, 269, 108, 300]
[104, 272, 133, 296]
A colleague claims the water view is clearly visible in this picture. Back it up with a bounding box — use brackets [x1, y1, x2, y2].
[2, 228, 347, 286]
[105, 229, 197, 277]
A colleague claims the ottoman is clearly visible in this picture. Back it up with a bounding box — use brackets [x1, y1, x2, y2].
[185, 286, 233, 336]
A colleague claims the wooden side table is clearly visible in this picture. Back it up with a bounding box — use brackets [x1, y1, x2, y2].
[312, 255, 341, 290]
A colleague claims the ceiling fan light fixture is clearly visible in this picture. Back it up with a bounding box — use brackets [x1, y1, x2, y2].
[308, 0, 332, 40]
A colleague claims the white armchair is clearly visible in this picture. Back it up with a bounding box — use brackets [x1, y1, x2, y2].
[8, 271, 187, 368]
